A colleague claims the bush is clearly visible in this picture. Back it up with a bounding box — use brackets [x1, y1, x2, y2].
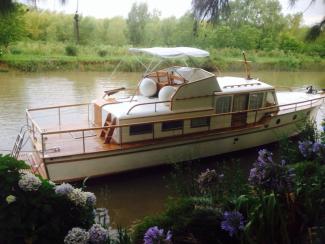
[133, 127, 325, 243]
[98, 49, 108, 57]
[9, 47, 22, 55]
[0, 155, 95, 244]
[65, 45, 77, 56]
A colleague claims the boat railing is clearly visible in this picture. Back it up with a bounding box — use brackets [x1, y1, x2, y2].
[127, 100, 171, 115]
[27, 102, 92, 127]
[30, 96, 324, 158]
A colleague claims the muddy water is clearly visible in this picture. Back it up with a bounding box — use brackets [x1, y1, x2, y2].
[0, 70, 324, 226]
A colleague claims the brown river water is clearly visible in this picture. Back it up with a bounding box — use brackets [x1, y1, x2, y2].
[0, 70, 324, 227]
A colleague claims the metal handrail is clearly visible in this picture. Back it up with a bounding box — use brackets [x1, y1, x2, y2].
[29, 95, 324, 156]
[42, 96, 324, 136]
[126, 100, 171, 115]
[27, 102, 91, 112]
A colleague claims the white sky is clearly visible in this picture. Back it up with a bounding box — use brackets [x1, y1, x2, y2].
[22, 0, 325, 26]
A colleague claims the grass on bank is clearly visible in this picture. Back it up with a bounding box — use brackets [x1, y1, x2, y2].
[1, 41, 325, 72]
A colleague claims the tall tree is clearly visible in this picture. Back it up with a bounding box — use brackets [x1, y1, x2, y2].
[0, 3, 25, 49]
[192, 0, 230, 23]
[126, 2, 150, 46]
[289, 0, 325, 40]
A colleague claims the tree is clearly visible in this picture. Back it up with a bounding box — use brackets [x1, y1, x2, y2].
[192, 0, 230, 23]
[226, 0, 286, 49]
[289, 0, 325, 40]
[0, 4, 25, 49]
[126, 2, 150, 46]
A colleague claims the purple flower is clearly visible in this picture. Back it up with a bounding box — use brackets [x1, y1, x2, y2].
[298, 140, 313, 158]
[299, 140, 325, 162]
[248, 149, 294, 192]
[55, 183, 74, 196]
[144, 226, 172, 244]
[88, 224, 109, 243]
[221, 211, 244, 237]
[84, 192, 97, 207]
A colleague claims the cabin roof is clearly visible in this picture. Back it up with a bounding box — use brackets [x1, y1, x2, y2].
[216, 77, 274, 94]
[103, 76, 275, 120]
[102, 96, 213, 120]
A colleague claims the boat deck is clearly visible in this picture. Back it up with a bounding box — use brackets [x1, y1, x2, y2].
[25, 92, 324, 159]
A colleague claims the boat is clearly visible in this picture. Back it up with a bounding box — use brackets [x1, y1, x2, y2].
[12, 47, 325, 182]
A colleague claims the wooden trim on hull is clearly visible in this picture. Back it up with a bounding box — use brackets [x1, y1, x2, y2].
[44, 110, 313, 182]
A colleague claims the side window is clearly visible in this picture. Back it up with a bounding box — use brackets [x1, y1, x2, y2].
[233, 94, 249, 112]
[191, 117, 210, 128]
[249, 93, 264, 109]
[266, 91, 276, 107]
[216, 96, 232, 113]
[162, 120, 183, 131]
[129, 124, 153, 135]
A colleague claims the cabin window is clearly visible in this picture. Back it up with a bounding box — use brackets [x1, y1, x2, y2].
[129, 123, 153, 135]
[266, 91, 276, 106]
[233, 94, 249, 112]
[216, 96, 232, 113]
[249, 93, 264, 110]
[191, 117, 210, 128]
[162, 120, 183, 131]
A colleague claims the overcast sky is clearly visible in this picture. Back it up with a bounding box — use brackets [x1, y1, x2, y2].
[22, 0, 325, 26]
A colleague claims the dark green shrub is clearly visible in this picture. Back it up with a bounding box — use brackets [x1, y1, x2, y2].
[10, 47, 22, 55]
[65, 45, 77, 56]
[0, 155, 95, 244]
[98, 49, 108, 57]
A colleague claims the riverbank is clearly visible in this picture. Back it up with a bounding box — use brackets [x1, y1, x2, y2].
[1, 42, 324, 72]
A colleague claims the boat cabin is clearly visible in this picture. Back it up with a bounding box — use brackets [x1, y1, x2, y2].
[93, 66, 278, 145]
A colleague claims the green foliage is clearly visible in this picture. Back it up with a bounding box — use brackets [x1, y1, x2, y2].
[0, 3, 25, 48]
[126, 2, 150, 45]
[98, 49, 108, 57]
[65, 44, 78, 56]
[0, 155, 95, 243]
[0, 3, 324, 72]
[134, 121, 324, 243]
[132, 198, 234, 244]
[279, 34, 303, 53]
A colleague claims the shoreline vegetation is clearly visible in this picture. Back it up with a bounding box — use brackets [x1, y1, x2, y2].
[1, 2, 324, 73]
[0, 44, 325, 72]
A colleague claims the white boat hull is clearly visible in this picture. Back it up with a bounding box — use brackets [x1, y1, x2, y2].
[44, 107, 318, 182]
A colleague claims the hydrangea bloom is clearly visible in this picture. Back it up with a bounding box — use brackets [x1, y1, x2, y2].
[88, 224, 109, 243]
[248, 149, 294, 192]
[6, 195, 16, 204]
[221, 211, 244, 237]
[55, 183, 74, 196]
[84, 191, 97, 207]
[64, 227, 89, 244]
[68, 188, 88, 207]
[197, 168, 223, 193]
[18, 172, 42, 192]
[144, 226, 172, 244]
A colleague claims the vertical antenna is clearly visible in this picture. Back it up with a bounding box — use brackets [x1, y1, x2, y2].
[242, 51, 251, 80]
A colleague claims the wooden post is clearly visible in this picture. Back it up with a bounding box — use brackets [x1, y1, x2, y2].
[58, 107, 61, 127]
[82, 130, 85, 153]
[242, 51, 251, 80]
